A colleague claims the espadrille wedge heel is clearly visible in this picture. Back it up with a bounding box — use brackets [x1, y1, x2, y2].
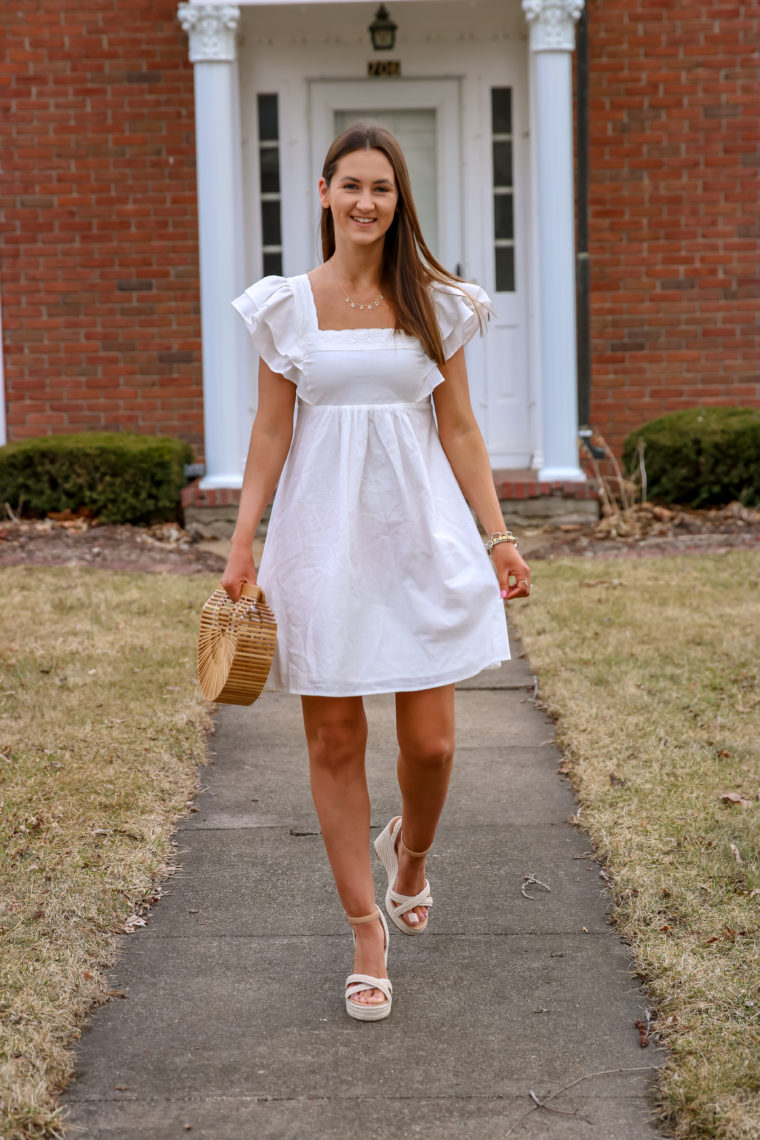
[374, 816, 433, 935]
[344, 906, 392, 1022]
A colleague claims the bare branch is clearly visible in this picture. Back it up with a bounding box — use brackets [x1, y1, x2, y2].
[528, 1089, 593, 1124]
[503, 1065, 658, 1137]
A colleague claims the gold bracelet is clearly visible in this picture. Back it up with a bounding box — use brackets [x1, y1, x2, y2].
[485, 530, 519, 554]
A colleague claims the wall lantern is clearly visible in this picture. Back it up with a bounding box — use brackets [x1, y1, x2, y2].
[368, 5, 397, 51]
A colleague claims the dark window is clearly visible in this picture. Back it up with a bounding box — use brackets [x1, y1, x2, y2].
[495, 247, 515, 293]
[259, 147, 280, 194]
[258, 94, 279, 142]
[493, 194, 514, 241]
[492, 140, 512, 189]
[257, 94, 283, 275]
[263, 251, 283, 276]
[491, 87, 515, 293]
[491, 87, 512, 135]
[261, 200, 282, 247]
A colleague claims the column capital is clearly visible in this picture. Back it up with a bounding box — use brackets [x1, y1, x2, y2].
[522, 0, 583, 52]
[177, 4, 240, 63]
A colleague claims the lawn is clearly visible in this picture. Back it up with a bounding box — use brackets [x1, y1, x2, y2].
[1, 553, 759, 1138]
[0, 567, 218, 1139]
[511, 548, 760, 1139]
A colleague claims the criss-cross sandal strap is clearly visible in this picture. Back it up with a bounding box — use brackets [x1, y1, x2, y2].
[345, 974, 393, 1002]
[387, 881, 433, 918]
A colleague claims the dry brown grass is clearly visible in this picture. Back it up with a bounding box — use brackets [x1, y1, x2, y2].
[4, 552, 760, 1137]
[511, 549, 760, 1139]
[0, 566, 218, 1139]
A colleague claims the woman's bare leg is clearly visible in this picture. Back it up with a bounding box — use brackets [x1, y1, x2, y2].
[301, 694, 387, 1005]
[393, 684, 456, 927]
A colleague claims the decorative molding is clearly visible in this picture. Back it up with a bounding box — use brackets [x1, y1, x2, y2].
[522, 0, 583, 52]
[177, 4, 240, 63]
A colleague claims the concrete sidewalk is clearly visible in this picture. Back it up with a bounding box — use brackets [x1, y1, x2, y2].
[61, 632, 664, 1139]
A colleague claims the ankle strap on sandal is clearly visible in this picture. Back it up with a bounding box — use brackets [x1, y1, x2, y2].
[400, 832, 432, 858]
[346, 908, 380, 927]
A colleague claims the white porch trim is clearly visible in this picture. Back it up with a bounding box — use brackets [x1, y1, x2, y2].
[524, 0, 585, 482]
[180, 0, 586, 485]
[178, 3, 247, 489]
[184, 0, 444, 5]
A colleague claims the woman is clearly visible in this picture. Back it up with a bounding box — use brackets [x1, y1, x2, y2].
[222, 122, 531, 1021]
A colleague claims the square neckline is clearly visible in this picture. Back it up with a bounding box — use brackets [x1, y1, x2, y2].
[301, 272, 400, 335]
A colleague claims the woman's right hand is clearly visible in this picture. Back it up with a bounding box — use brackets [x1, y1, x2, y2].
[221, 539, 258, 602]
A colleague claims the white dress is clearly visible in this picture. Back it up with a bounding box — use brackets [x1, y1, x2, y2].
[231, 273, 510, 696]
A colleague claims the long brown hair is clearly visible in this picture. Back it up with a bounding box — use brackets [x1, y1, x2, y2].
[320, 121, 484, 367]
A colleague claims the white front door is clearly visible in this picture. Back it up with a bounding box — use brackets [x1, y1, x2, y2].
[310, 80, 462, 273]
[309, 78, 529, 467]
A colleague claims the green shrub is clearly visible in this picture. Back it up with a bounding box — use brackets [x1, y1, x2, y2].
[0, 431, 194, 524]
[623, 406, 760, 508]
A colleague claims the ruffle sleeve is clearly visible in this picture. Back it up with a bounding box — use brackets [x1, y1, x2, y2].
[231, 275, 301, 384]
[431, 281, 494, 361]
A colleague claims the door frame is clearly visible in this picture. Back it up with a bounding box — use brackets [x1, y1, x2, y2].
[309, 79, 463, 273]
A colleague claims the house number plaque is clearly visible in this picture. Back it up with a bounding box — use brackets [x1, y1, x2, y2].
[368, 60, 401, 77]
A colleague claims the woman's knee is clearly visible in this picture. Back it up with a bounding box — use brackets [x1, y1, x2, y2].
[399, 734, 454, 771]
[396, 686, 455, 772]
[306, 711, 368, 774]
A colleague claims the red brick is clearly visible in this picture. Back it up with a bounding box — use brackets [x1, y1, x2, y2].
[2, 0, 204, 455]
[4, 0, 759, 466]
[582, 0, 760, 455]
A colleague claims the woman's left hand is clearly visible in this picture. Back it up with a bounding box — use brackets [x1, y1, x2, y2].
[491, 542, 532, 600]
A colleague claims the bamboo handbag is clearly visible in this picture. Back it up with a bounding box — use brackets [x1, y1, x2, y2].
[197, 581, 277, 705]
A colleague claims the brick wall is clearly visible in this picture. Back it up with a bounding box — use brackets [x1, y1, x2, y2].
[586, 0, 760, 455]
[0, 0, 203, 455]
[3, 1, 758, 466]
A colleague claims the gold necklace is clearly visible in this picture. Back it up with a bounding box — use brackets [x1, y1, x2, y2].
[327, 261, 384, 311]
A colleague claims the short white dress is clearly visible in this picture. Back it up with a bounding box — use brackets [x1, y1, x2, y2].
[231, 273, 510, 696]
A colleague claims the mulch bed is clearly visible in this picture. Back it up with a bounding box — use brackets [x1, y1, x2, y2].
[0, 503, 758, 573]
[526, 502, 760, 561]
[0, 517, 227, 574]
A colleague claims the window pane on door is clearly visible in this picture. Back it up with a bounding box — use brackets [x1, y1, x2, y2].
[333, 110, 438, 257]
[491, 87, 515, 293]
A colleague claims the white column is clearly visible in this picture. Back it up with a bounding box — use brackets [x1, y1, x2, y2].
[523, 0, 585, 482]
[178, 4, 245, 489]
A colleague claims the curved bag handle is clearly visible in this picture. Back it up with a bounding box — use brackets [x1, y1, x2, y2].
[239, 580, 266, 606]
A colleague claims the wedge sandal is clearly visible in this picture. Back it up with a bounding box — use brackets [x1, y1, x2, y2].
[345, 906, 392, 1022]
[374, 816, 433, 935]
